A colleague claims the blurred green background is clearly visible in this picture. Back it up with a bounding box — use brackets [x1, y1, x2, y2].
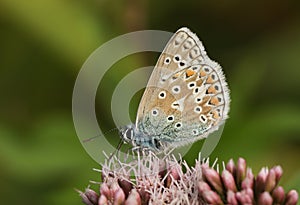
[1, 0, 300, 204]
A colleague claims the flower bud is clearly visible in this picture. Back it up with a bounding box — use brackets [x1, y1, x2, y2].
[125, 189, 141, 205]
[273, 165, 283, 184]
[265, 169, 276, 192]
[285, 190, 299, 205]
[256, 167, 268, 194]
[202, 190, 223, 204]
[198, 181, 211, 194]
[272, 186, 285, 204]
[98, 195, 108, 205]
[118, 178, 133, 198]
[100, 183, 111, 200]
[236, 158, 246, 186]
[202, 166, 224, 195]
[241, 168, 254, 190]
[222, 169, 237, 192]
[258, 191, 273, 205]
[226, 159, 236, 176]
[84, 188, 99, 205]
[78, 190, 95, 205]
[227, 190, 238, 205]
[236, 190, 252, 204]
[113, 188, 125, 205]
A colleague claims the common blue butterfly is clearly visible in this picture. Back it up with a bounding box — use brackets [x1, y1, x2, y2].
[119, 27, 230, 152]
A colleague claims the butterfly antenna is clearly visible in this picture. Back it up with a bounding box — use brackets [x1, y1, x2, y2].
[81, 127, 119, 143]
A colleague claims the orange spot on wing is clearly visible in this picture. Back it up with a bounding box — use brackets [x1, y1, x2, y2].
[186, 69, 195, 77]
[200, 70, 206, 77]
[212, 110, 220, 119]
[197, 79, 204, 86]
[201, 96, 210, 104]
[206, 76, 214, 84]
[210, 97, 219, 105]
[207, 86, 217, 94]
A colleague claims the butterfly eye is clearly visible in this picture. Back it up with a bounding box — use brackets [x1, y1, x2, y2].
[151, 109, 159, 116]
[123, 127, 133, 141]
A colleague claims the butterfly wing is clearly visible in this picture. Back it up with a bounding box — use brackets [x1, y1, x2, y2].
[135, 27, 230, 148]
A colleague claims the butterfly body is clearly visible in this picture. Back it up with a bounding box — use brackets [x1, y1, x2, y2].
[120, 27, 230, 152]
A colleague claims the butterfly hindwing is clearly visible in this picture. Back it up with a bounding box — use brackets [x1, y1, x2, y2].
[135, 27, 230, 149]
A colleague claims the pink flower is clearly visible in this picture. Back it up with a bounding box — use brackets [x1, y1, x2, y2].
[78, 153, 298, 205]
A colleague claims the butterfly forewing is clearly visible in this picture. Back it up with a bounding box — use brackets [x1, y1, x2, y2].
[135, 27, 230, 149]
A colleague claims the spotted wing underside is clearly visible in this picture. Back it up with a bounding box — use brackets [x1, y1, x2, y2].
[135, 27, 230, 147]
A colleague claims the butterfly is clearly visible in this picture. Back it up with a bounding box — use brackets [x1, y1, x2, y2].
[119, 27, 230, 152]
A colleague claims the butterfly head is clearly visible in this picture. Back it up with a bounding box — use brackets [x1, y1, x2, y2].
[119, 124, 164, 152]
[119, 124, 136, 145]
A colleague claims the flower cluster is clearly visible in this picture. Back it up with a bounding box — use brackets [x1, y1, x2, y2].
[78, 153, 298, 205]
[199, 158, 298, 204]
